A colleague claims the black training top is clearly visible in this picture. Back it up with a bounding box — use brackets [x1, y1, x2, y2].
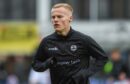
[32, 28, 108, 84]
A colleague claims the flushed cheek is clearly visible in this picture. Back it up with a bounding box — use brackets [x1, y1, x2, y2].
[62, 20, 69, 26]
[61, 19, 68, 25]
[60, 21, 66, 27]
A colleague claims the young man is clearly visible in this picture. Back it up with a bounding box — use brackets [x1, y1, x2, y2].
[32, 3, 108, 84]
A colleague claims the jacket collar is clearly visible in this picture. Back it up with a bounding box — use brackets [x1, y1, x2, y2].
[55, 27, 74, 39]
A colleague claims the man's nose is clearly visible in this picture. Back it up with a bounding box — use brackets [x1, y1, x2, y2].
[53, 17, 58, 21]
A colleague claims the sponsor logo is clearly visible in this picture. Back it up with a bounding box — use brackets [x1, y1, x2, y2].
[57, 59, 80, 65]
[48, 47, 58, 51]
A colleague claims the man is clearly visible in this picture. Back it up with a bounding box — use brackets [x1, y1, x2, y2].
[32, 3, 108, 84]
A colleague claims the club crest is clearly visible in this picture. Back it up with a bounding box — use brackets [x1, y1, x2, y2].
[70, 45, 77, 51]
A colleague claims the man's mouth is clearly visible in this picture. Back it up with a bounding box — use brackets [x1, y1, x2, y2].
[54, 24, 60, 27]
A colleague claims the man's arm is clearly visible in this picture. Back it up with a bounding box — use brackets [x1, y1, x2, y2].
[85, 36, 108, 77]
[32, 39, 54, 72]
[32, 56, 54, 72]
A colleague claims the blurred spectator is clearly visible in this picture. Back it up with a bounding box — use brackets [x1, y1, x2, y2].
[109, 48, 125, 79]
[103, 48, 130, 84]
[28, 69, 51, 84]
[106, 76, 115, 84]
[0, 62, 7, 84]
[124, 49, 130, 78]
[6, 74, 19, 84]
[113, 71, 130, 84]
[5, 56, 19, 84]
[14, 56, 31, 83]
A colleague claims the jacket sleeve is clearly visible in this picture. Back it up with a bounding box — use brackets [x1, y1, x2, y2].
[85, 36, 108, 77]
[32, 39, 54, 72]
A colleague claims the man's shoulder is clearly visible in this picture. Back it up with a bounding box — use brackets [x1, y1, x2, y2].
[42, 33, 56, 41]
[38, 33, 56, 46]
[73, 29, 99, 46]
[73, 29, 90, 39]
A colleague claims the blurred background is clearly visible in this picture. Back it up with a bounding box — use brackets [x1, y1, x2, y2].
[0, 0, 130, 84]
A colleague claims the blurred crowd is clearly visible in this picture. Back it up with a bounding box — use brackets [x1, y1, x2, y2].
[90, 48, 130, 84]
[0, 55, 32, 84]
[0, 48, 130, 84]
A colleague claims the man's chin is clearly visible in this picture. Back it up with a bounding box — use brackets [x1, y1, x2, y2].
[54, 28, 62, 32]
[55, 29, 62, 32]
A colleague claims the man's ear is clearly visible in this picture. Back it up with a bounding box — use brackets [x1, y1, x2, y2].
[69, 16, 73, 22]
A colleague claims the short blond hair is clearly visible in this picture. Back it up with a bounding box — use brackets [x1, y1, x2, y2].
[52, 3, 73, 14]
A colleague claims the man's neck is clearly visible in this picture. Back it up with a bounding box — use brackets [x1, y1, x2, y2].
[57, 27, 70, 37]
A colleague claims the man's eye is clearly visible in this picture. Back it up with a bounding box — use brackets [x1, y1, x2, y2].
[57, 16, 62, 18]
[51, 16, 63, 19]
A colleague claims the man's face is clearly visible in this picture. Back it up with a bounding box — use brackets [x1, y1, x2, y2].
[51, 7, 72, 32]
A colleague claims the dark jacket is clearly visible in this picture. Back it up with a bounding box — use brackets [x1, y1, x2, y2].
[32, 28, 108, 84]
